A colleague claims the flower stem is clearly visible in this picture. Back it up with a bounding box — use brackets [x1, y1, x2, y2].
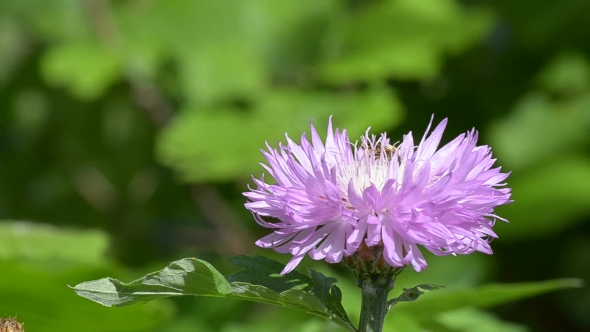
[358, 275, 394, 332]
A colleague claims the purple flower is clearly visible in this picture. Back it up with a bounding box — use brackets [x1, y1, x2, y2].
[244, 116, 512, 274]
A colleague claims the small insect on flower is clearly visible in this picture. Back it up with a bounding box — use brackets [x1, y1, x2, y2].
[373, 143, 398, 161]
[244, 115, 512, 274]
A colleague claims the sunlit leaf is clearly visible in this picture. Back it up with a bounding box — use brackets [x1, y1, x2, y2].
[73, 258, 232, 306]
[73, 257, 357, 332]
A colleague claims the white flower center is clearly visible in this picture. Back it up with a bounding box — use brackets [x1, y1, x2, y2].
[334, 134, 399, 195]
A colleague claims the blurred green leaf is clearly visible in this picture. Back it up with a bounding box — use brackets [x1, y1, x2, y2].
[72, 256, 357, 332]
[0, 221, 108, 264]
[320, 0, 493, 83]
[536, 52, 590, 94]
[489, 93, 590, 170]
[397, 278, 582, 318]
[111, 0, 342, 104]
[40, 41, 122, 99]
[4, 0, 92, 42]
[250, 0, 341, 77]
[383, 311, 423, 332]
[220, 317, 344, 332]
[152, 0, 269, 104]
[157, 87, 403, 183]
[495, 157, 590, 240]
[435, 308, 529, 332]
[176, 45, 267, 105]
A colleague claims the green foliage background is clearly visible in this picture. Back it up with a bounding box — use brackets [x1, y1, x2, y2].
[1, 0, 589, 331]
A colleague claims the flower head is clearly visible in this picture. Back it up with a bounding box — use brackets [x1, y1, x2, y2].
[244, 116, 511, 274]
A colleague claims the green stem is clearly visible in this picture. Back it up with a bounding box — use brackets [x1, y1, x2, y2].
[358, 276, 394, 332]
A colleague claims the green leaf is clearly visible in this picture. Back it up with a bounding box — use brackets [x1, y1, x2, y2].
[308, 270, 351, 327]
[176, 45, 267, 105]
[388, 284, 445, 310]
[397, 278, 583, 318]
[72, 258, 233, 306]
[226, 255, 312, 292]
[73, 257, 357, 332]
[117, 0, 263, 105]
[227, 256, 354, 330]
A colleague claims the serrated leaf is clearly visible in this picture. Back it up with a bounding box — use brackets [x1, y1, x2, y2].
[388, 284, 445, 310]
[73, 257, 357, 332]
[397, 278, 583, 318]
